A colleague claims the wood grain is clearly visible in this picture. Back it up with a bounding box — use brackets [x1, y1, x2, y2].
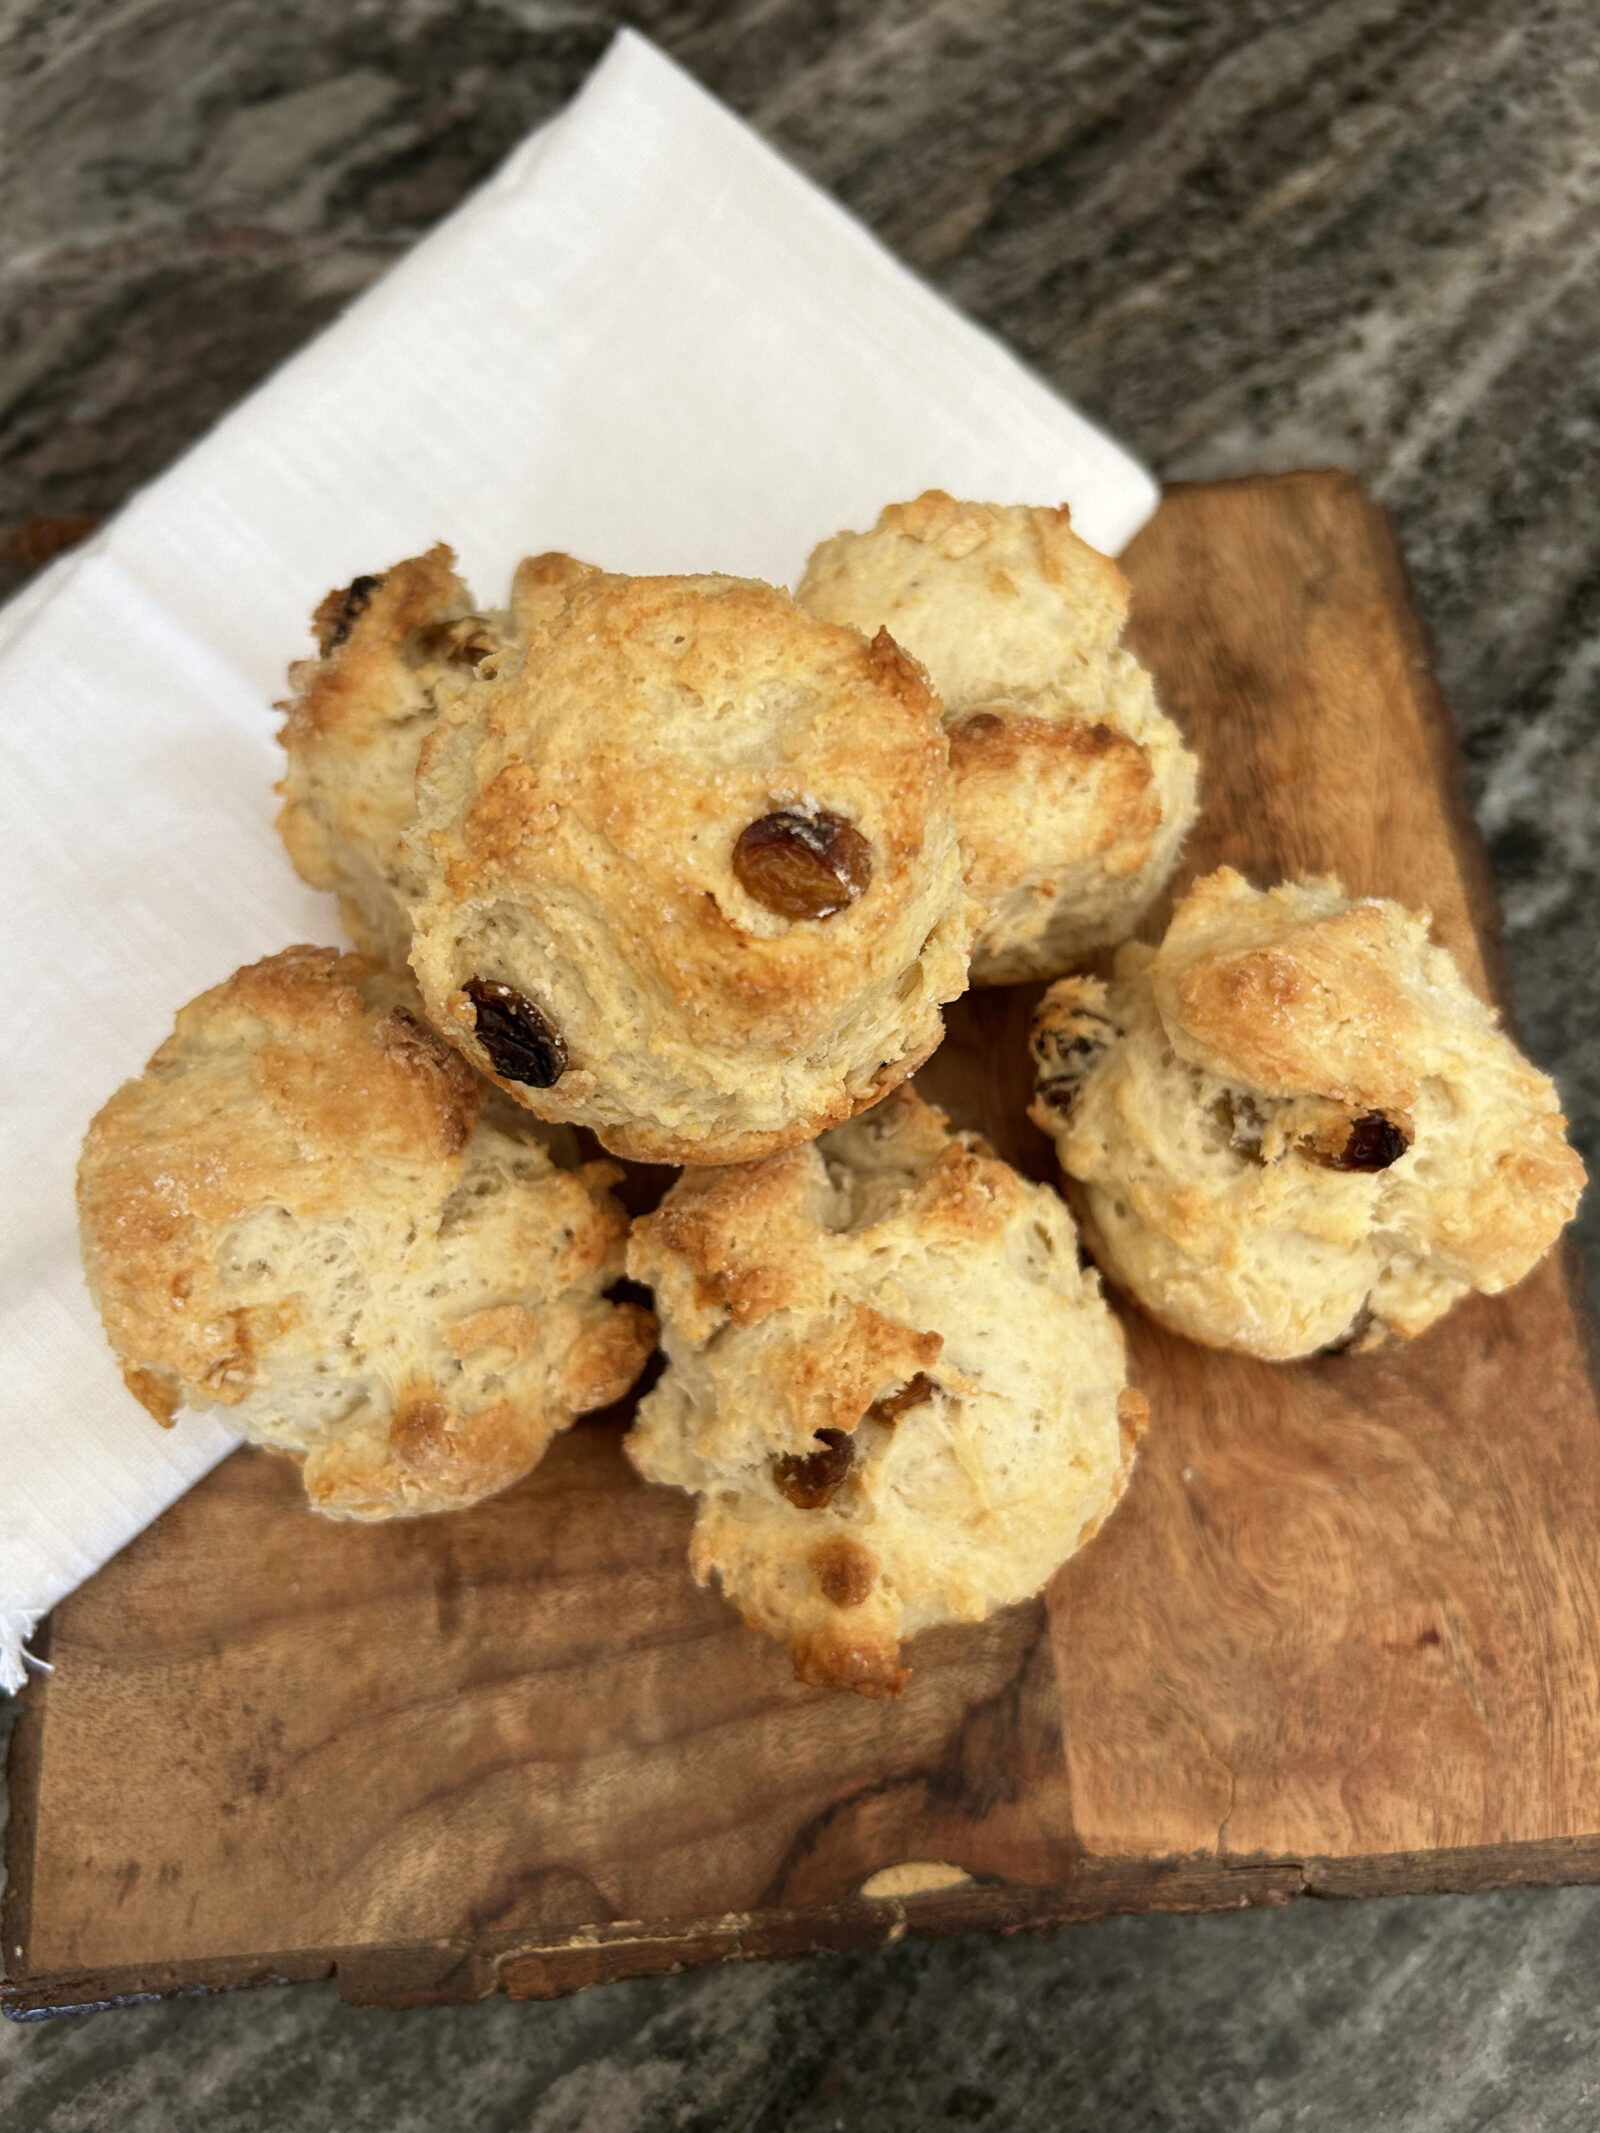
[8, 472, 1598, 2019]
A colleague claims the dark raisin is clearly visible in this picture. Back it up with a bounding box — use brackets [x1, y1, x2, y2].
[320, 573, 385, 654]
[733, 813, 872, 921]
[1030, 1008, 1119, 1115]
[867, 1373, 938, 1425]
[1300, 1110, 1411, 1173]
[464, 979, 566, 1087]
[774, 1428, 854, 1509]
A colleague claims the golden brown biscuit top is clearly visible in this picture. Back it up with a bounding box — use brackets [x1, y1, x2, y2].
[80, 948, 487, 1283]
[631, 1087, 1026, 1348]
[1147, 868, 1430, 1117]
[627, 1080, 1138, 1696]
[78, 945, 652, 1503]
[413, 571, 957, 1046]
[856, 491, 1127, 634]
[1034, 869, 1586, 1354]
[283, 545, 485, 754]
[451, 570, 942, 865]
[798, 489, 1130, 707]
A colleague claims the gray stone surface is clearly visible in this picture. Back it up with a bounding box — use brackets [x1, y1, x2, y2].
[3, 0, 1599, 2123]
[10, 1872, 1600, 2131]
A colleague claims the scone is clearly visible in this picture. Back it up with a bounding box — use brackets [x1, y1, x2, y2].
[77, 945, 656, 1517]
[1029, 867, 1586, 1359]
[798, 491, 1199, 983]
[276, 546, 594, 967]
[406, 570, 977, 1165]
[625, 1087, 1147, 1695]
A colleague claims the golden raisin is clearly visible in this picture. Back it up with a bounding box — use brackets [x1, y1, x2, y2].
[774, 1428, 854, 1509]
[733, 813, 872, 921]
[867, 1373, 938, 1425]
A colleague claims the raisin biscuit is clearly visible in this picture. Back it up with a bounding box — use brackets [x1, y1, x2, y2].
[1030, 867, 1586, 1359]
[277, 546, 596, 966]
[78, 946, 655, 1518]
[406, 571, 977, 1166]
[625, 1088, 1146, 1696]
[799, 492, 1199, 983]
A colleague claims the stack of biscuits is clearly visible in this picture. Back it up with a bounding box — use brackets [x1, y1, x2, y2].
[78, 492, 1584, 1696]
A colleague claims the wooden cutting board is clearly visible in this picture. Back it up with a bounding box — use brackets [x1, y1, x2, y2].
[9, 472, 1600, 2020]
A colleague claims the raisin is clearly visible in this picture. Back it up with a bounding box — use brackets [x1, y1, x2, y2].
[774, 1428, 854, 1509]
[1030, 1009, 1118, 1115]
[464, 979, 567, 1087]
[320, 573, 385, 654]
[733, 813, 872, 921]
[1300, 1110, 1410, 1173]
[867, 1373, 938, 1425]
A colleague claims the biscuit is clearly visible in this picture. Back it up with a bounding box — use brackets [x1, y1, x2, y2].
[1029, 867, 1586, 1358]
[625, 1087, 1145, 1695]
[798, 491, 1199, 983]
[277, 547, 597, 966]
[406, 570, 977, 1165]
[77, 945, 656, 1517]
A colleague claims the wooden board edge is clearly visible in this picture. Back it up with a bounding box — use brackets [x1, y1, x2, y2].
[1, 1617, 52, 2004]
[10, 1835, 1600, 2019]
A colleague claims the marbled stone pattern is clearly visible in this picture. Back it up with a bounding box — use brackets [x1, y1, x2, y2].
[3, 0, 1599, 2123]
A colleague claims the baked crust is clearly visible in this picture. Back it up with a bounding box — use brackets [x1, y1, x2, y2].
[1030, 867, 1587, 1358]
[798, 491, 1199, 981]
[276, 547, 606, 967]
[626, 1087, 1143, 1695]
[77, 945, 656, 1516]
[277, 548, 506, 965]
[406, 570, 976, 1164]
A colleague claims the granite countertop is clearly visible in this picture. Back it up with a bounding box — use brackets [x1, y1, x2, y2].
[4, 2, 1599, 2126]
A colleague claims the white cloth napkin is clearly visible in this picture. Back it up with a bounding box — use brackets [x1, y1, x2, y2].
[0, 28, 1157, 1693]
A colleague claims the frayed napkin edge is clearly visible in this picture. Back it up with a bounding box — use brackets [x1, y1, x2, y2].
[1, 1611, 50, 1696]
